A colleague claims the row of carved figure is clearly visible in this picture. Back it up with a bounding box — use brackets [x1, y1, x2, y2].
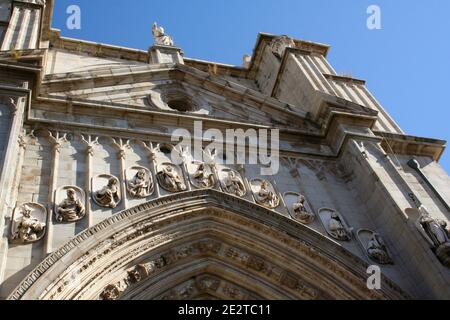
[10, 167, 450, 268]
[12, 201, 449, 268]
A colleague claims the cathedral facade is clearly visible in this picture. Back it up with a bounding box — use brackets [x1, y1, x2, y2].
[0, 0, 449, 300]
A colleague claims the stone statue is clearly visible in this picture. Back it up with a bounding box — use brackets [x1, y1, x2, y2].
[127, 169, 152, 198]
[56, 188, 85, 222]
[328, 212, 351, 241]
[12, 205, 46, 243]
[367, 233, 393, 265]
[157, 165, 186, 192]
[420, 213, 450, 248]
[152, 22, 174, 46]
[256, 180, 279, 208]
[94, 178, 121, 208]
[192, 163, 215, 188]
[292, 195, 315, 224]
[223, 171, 246, 197]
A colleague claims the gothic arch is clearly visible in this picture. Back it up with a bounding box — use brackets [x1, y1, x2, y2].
[8, 189, 409, 300]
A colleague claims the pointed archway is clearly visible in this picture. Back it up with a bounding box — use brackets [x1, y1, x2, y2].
[8, 189, 409, 300]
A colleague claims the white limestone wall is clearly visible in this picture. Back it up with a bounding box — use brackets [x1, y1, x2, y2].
[0, 133, 49, 298]
[0, 103, 12, 173]
[255, 46, 282, 95]
[3, 127, 448, 299]
[339, 140, 450, 299]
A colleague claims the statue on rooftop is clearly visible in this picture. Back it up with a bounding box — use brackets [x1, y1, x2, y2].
[152, 22, 174, 46]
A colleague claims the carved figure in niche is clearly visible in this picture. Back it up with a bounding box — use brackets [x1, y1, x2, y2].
[152, 22, 174, 46]
[192, 163, 215, 188]
[157, 164, 186, 192]
[256, 180, 280, 208]
[367, 233, 393, 265]
[223, 171, 246, 197]
[56, 188, 85, 222]
[94, 178, 121, 208]
[292, 195, 315, 224]
[329, 212, 351, 241]
[127, 169, 152, 198]
[12, 205, 46, 243]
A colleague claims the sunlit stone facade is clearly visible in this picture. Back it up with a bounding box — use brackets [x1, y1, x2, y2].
[0, 0, 449, 300]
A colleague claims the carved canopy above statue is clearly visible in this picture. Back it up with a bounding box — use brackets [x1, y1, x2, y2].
[8, 189, 408, 300]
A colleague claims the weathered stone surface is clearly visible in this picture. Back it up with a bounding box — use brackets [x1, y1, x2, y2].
[0, 0, 448, 301]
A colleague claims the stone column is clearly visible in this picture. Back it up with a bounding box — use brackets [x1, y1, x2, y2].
[141, 141, 160, 198]
[81, 135, 99, 228]
[45, 131, 67, 255]
[112, 138, 130, 210]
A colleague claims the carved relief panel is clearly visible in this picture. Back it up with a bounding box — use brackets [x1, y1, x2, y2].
[187, 161, 217, 189]
[10, 203, 47, 244]
[284, 192, 315, 224]
[318, 208, 353, 241]
[219, 168, 247, 197]
[357, 229, 394, 265]
[250, 179, 280, 209]
[54, 186, 86, 223]
[92, 174, 121, 208]
[125, 166, 154, 198]
[156, 162, 187, 193]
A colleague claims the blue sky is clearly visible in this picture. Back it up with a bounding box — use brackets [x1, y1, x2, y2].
[52, 0, 450, 172]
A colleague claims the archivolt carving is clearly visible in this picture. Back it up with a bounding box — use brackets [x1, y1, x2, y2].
[8, 190, 409, 300]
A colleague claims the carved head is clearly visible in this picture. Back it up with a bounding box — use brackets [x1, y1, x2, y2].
[261, 180, 269, 189]
[108, 178, 117, 187]
[22, 205, 32, 218]
[66, 188, 76, 200]
[298, 195, 305, 204]
[136, 169, 146, 179]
